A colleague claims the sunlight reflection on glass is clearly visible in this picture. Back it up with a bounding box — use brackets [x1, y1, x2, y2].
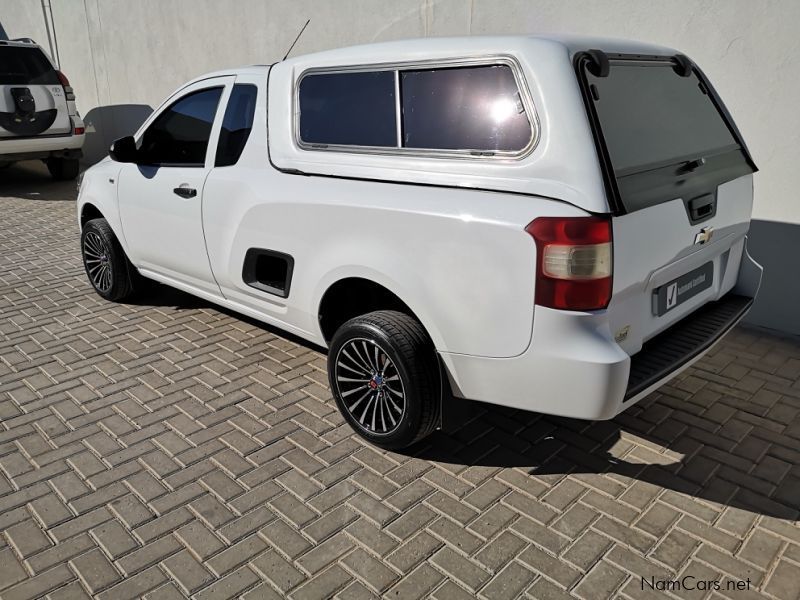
[489, 97, 517, 124]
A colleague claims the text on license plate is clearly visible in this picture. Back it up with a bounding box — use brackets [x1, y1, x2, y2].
[653, 262, 714, 316]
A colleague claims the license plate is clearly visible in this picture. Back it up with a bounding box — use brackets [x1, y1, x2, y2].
[653, 262, 713, 316]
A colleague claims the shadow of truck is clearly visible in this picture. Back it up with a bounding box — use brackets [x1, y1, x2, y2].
[82, 103, 153, 166]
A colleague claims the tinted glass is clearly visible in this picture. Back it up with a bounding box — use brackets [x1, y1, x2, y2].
[400, 65, 531, 152]
[216, 84, 257, 167]
[299, 71, 396, 147]
[588, 64, 738, 173]
[139, 87, 222, 166]
[0, 46, 59, 85]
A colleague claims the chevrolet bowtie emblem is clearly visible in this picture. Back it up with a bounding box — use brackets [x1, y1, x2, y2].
[694, 226, 714, 245]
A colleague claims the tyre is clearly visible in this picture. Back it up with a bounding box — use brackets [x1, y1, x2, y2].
[46, 157, 80, 180]
[80, 218, 137, 301]
[328, 310, 440, 449]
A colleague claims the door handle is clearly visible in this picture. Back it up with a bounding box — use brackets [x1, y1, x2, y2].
[688, 193, 716, 222]
[173, 186, 197, 199]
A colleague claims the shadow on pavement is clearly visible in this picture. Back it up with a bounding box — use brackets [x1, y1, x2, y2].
[0, 160, 78, 201]
[410, 381, 800, 521]
[123, 280, 328, 353]
[124, 279, 210, 310]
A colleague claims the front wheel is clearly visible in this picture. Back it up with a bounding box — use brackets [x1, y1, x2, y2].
[81, 218, 137, 302]
[327, 310, 440, 449]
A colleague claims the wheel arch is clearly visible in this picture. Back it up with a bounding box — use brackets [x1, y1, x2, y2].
[76, 163, 131, 256]
[316, 273, 444, 351]
[80, 202, 104, 229]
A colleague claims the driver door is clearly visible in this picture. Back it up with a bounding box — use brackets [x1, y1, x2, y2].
[118, 77, 233, 295]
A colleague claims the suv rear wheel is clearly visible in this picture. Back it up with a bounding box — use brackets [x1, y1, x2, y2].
[81, 218, 137, 302]
[328, 310, 440, 449]
[46, 157, 80, 180]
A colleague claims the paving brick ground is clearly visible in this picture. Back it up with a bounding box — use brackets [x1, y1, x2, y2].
[1, 163, 799, 599]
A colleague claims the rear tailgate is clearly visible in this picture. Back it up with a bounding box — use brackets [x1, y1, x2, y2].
[0, 44, 71, 137]
[576, 52, 757, 356]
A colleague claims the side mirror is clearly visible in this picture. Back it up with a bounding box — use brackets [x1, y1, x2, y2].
[109, 136, 138, 163]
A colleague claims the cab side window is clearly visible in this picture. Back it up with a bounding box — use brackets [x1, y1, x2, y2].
[215, 84, 258, 167]
[139, 87, 222, 166]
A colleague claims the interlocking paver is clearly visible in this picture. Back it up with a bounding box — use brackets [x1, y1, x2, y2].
[475, 530, 527, 572]
[345, 520, 399, 560]
[573, 560, 627, 600]
[92, 561, 164, 599]
[47, 580, 94, 600]
[302, 503, 357, 543]
[0, 547, 28, 590]
[340, 547, 399, 593]
[738, 527, 784, 570]
[1, 186, 799, 600]
[479, 560, 536, 600]
[88, 520, 138, 559]
[765, 560, 800, 600]
[206, 534, 267, 576]
[30, 493, 75, 528]
[260, 518, 312, 560]
[116, 534, 181, 576]
[161, 549, 215, 594]
[2, 564, 75, 600]
[290, 564, 351, 600]
[250, 548, 306, 593]
[430, 580, 476, 600]
[6, 518, 53, 557]
[69, 548, 121, 594]
[430, 546, 491, 592]
[26, 533, 96, 575]
[296, 531, 353, 575]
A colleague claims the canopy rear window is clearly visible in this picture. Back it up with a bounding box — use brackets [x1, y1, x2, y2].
[579, 55, 755, 214]
[0, 46, 59, 85]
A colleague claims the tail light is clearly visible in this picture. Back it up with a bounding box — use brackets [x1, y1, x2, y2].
[56, 70, 75, 101]
[526, 216, 613, 310]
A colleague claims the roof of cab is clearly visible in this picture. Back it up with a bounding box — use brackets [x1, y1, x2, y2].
[184, 64, 271, 86]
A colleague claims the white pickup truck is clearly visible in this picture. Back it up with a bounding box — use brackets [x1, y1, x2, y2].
[77, 35, 761, 449]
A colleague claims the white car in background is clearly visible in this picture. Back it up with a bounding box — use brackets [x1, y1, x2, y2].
[76, 35, 762, 449]
[0, 38, 84, 179]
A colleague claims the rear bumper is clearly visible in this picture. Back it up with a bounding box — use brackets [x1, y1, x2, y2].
[0, 131, 84, 161]
[624, 294, 752, 400]
[441, 238, 762, 420]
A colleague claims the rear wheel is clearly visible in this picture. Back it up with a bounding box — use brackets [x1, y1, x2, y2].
[81, 218, 137, 302]
[328, 310, 439, 449]
[46, 157, 80, 180]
